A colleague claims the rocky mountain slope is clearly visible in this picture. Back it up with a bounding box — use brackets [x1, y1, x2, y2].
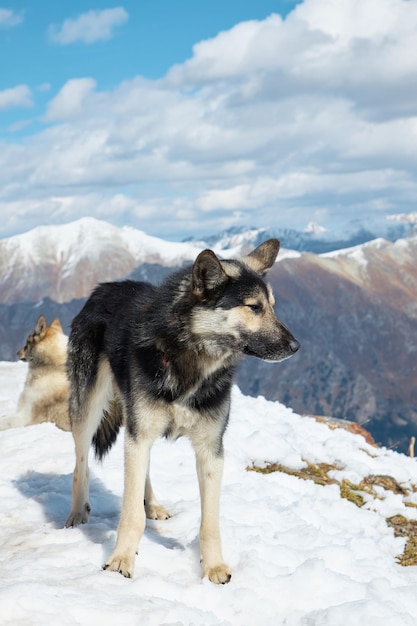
[1, 219, 416, 451]
[237, 237, 417, 450]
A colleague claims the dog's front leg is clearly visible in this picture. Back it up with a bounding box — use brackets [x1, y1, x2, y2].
[104, 433, 151, 578]
[195, 445, 231, 584]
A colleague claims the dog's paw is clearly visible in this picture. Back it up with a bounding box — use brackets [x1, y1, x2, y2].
[103, 554, 135, 578]
[145, 503, 171, 520]
[204, 563, 232, 585]
[64, 503, 91, 527]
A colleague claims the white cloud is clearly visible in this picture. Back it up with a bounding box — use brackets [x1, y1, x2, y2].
[49, 7, 128, 45]
[0, 85, 32, 110]
[197, 170, 416, 213]
[387, 212, 417, 224]
[0, 8, 23, 28]
[44, 78, 97, 120]
[167, 0, 417, 121]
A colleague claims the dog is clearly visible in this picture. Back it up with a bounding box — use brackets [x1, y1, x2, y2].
[0, 315, 71, 432]
[65, 239, 300, 583]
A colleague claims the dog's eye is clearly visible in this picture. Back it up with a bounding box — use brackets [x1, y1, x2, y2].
[246, 303, 263, 314]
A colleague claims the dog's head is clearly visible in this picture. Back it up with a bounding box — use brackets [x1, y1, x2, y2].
[191, 239, 300, 362]
[17, 315, 68, 365]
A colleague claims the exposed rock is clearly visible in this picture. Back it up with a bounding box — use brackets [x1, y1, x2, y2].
[303, 414, 377, 447]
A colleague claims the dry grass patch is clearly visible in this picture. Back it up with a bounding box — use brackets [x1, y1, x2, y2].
[247, 461, 417, 566]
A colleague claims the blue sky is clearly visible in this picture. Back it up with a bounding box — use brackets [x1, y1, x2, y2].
[1, 0, 417, 240]
[1, 1, 302, 143]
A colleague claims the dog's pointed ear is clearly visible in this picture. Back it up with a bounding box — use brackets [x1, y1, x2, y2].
[34, 315, 47, 339]
[243, 239, 280, 275]
[50, 317, 63, 333]
[192, 249, 228, 300]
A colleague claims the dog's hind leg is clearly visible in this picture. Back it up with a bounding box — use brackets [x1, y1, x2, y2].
[144, 459, 171, 521]
[104, 431, 153, 578]
[65, 418, 96, 526]
[65, 359, 113, 527]
[192, 429, 232, 584]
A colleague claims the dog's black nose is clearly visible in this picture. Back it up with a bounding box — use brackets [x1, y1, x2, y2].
[289, 339, 300, 353]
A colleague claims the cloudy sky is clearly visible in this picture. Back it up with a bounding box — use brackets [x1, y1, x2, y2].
[1, 0, 416, 240]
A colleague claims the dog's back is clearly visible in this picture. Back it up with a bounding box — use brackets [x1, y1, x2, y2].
[0, 315, 71, 431]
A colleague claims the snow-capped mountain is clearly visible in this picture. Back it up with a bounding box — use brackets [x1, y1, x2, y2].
[0, 218, 300, 305]
[236, 233, 417, 452]
[0, 218, 205, 304]
[193, 217, 415, 254]
[0, 218, 416, 452]
[0, 215, 413, 305]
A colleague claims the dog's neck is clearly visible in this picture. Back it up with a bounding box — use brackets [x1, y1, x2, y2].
[150, 340, 238, 405]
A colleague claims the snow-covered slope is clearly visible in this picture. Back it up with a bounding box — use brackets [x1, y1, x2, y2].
[317, 235, 417, 300]
[0, 218, 298, 304]
[190, 217, 415, 255]
[0, 218, 205, 304]
[0, 216, 414, 305]
[2, 217, 200, 266]
[1, 361, 417, 625]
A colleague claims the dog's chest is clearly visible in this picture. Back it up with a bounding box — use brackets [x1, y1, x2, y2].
[166, 403, 200, 436]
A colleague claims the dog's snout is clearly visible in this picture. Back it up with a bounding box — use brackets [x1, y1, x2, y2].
[289, 339, 300, 353]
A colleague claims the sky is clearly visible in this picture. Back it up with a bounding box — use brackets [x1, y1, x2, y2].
[1, 0, 417, 241]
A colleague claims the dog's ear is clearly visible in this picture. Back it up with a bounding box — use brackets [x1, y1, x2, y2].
[34, 315, 47, 339]
[50, 317, 63, 333]
[192, 250, 228, 300]
[243, 239, 280, 275]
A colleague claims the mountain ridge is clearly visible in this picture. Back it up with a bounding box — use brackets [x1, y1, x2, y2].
[1, 217, 416, 452]
[1, 216, 414, 305]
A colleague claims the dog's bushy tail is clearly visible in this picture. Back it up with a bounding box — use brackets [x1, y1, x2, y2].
[68, 289, 124, 461]
[92, 398, 124, 461]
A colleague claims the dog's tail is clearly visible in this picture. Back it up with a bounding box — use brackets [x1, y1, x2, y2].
[92, 398, 124, 461]
[68, 289, 124, 461]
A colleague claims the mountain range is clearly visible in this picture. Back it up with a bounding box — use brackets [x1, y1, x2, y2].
[1, 217, 416, 452]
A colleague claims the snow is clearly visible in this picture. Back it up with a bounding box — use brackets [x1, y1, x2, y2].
[2, 217, 205, 269]
[321, 237, 389, 263]
[2, 361, 417, 625]
[303, 221, 327, 235]
[1, 218, 298, 283]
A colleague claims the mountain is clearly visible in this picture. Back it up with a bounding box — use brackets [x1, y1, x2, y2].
[0, 218, 299, 306]
[237, 236, 417, 450]
[0, 218, 203, 305]
[1, 218, 416, 451]
[1, 216, 412, 306]
[191, 217, 415, 254]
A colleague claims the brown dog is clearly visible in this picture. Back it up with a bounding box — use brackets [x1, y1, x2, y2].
[0, 315, 70, 431]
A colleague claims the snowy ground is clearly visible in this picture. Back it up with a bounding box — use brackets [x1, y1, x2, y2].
[1, 361, 417, 625]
